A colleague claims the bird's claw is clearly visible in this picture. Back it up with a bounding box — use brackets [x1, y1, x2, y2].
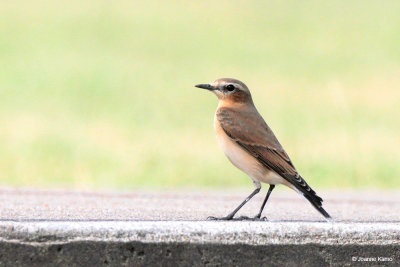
[236, 215, 268, 221]
[207, 216, 233, 221]
[207, 215, 268, 221]
[236, 216, 251, 220]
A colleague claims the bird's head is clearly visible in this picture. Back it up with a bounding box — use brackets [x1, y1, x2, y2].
[195, 78, 253, 105]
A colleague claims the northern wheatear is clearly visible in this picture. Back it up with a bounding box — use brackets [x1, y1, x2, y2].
[196, 78, 331, 221]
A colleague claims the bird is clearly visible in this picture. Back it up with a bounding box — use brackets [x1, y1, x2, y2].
[195, 78, 332, 221]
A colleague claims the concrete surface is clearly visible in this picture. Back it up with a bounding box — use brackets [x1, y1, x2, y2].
[0, 188, 399, 266]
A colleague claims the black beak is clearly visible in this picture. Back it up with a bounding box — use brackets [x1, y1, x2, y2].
[195, 84, 215, 90]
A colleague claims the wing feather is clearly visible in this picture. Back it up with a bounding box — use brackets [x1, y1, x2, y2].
[217, 107, 322, 203]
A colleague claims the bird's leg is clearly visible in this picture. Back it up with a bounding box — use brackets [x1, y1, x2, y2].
[254, 184, 275, 220]
[235, 184, 275, 221]
[208, 187, 260, 221]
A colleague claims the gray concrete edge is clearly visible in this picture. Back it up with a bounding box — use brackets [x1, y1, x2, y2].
[0, 221, 399, 246]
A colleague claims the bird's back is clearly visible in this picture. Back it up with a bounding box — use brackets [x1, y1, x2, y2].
[216, 105, 331, 219]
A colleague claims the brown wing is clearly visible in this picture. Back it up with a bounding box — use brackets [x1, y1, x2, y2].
[217, 107, 323, 203]
[217, 107, 296, 173]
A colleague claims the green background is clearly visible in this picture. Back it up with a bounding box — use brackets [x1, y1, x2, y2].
[1, 0, 399, 189]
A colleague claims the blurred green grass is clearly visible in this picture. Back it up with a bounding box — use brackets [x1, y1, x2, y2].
[0, 0, 399, 189]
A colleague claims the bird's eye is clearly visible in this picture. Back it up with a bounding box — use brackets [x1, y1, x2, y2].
[226, 84, 235, 91]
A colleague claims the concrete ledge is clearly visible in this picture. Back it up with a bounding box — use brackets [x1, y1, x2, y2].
[1, 221, 400, 245]
[1, 189, 399, 266]
[0, 221, 399, 266]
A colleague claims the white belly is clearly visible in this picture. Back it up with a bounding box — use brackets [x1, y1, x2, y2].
[214, 116, 286, 186]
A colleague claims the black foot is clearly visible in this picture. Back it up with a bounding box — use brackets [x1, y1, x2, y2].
[207, 216, 233, 221]
[236, 216, 268, 221]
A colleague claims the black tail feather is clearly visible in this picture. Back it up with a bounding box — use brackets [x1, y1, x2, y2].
[303, 193, 332, 220]
[290, 174, 332, 220]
